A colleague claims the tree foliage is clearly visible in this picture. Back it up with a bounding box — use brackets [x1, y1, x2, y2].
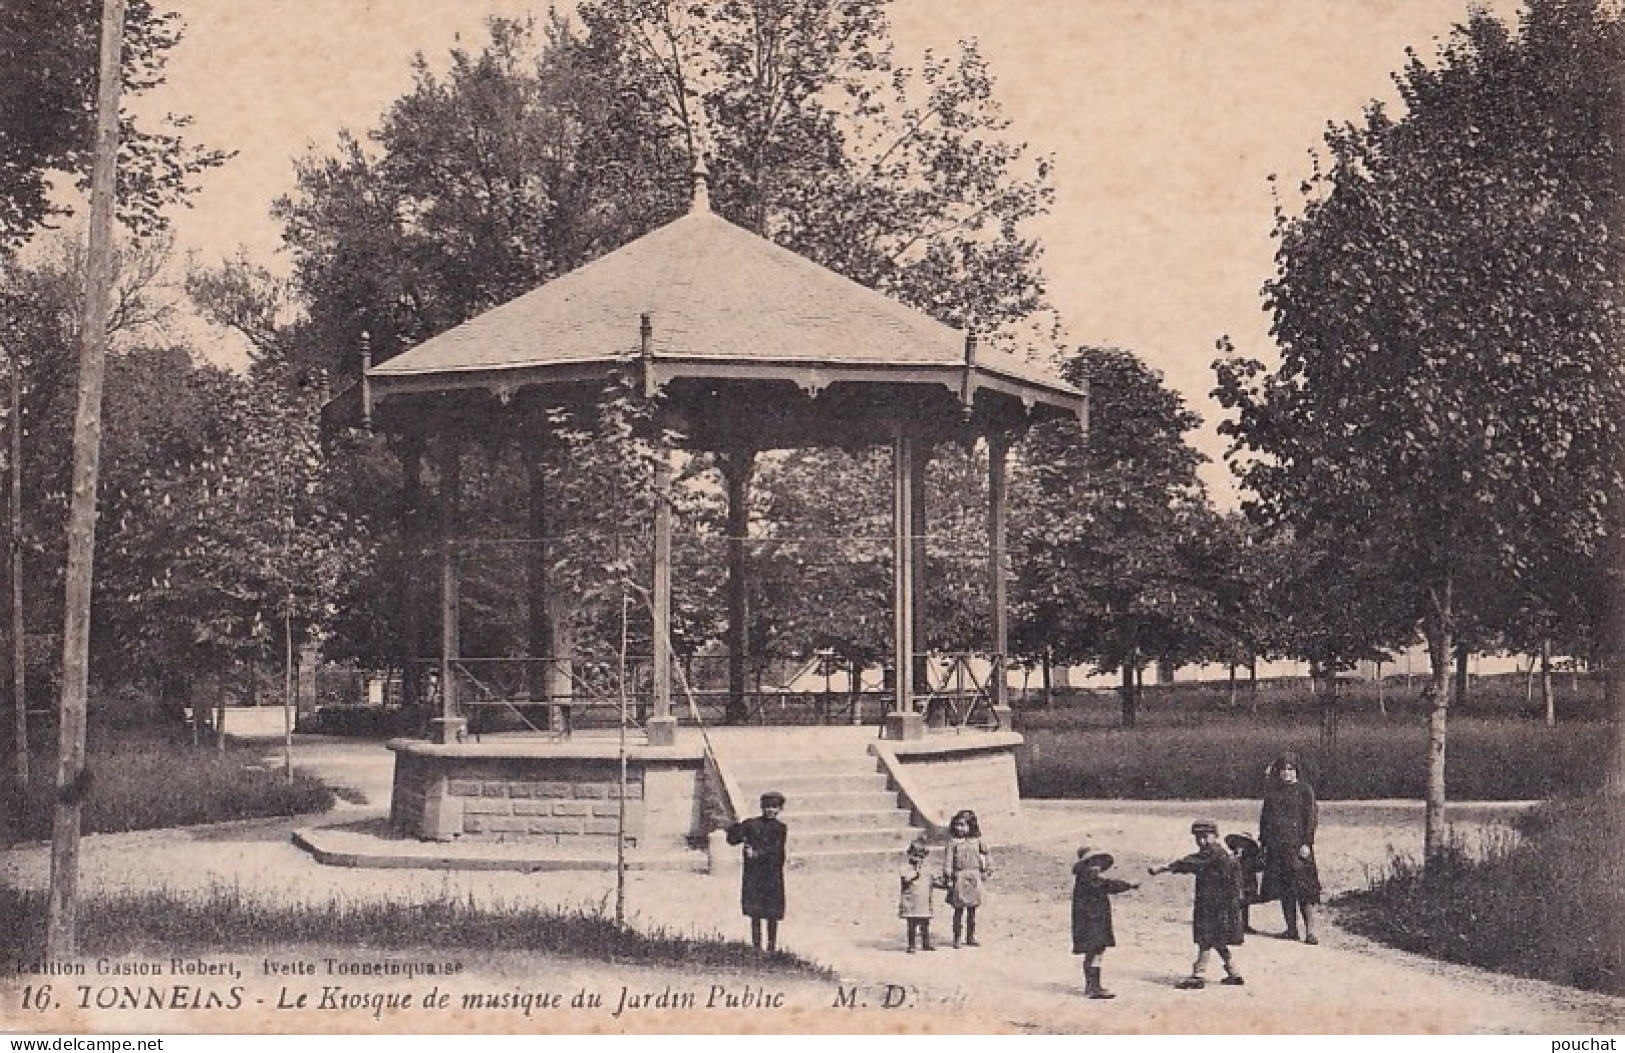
[1014, 346, 1215, 725]
[1214, 0, 1625, 853]
[0, 0, 227, 249]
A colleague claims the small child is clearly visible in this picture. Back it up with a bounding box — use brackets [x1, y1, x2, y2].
[1149, 820, 1246, 990]
[1071, 847, 1138, 999]
[942, 809, 992, 948]
[1225, 832, 1265, 934]
[898, 840, 937, 953]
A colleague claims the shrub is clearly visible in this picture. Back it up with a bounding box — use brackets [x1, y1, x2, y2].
[2, 726, 334, 843]
[1334, 794, 1624, 996]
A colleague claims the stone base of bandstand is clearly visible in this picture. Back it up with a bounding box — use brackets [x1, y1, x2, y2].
[291, 727, 1024, 872]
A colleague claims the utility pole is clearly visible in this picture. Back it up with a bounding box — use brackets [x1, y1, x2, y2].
[47, 0, 125, 958]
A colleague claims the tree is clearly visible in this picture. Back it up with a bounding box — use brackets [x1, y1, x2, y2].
[1214, 0, 1625, 860]
[0, 235, 170, 794]
[1014, 346, 1215, 727]
[0, 0, 227, 249]
[99, 364, 371, 744]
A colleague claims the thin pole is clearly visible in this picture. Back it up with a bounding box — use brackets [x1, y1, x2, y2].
[652, 449, 673, 723]
[616, 591, 629, 930]
[283, 604, 294, 781]
[48, 0, 125, 959]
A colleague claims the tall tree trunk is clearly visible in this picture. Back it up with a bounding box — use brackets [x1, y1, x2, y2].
[1604, 491, 1625, 795]
[1541, 638, 1555, 727]
[1041, 649, 1053, 708]
[283, 608, 294, 780]
[7, 349, 25, 788]
[215, 688, 226, 754]
[1376, 659, 1386, 717]
[1423, 577, 1455, 866]
[1248, 657, 1259, 715]
[1227, 662, 1237, 708]
[47, 0, 124, 958]
[1453, 642, 1470, 711]
[1119, 662, 1137, 728]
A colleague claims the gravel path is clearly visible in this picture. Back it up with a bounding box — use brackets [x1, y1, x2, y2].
[2, 729, 1619, 1035]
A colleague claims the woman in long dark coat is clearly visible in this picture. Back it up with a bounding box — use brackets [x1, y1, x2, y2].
[727, 791, 788, 951]
[1258, 752, 1322, 944]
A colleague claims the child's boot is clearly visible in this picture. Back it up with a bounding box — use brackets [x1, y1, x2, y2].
[1279, 899, 1300, 940]
[907, 925, 917, 954]
[1176, 950, 1208, 989]
[1220, 962, 1246, 986]
[965, 913, 979, 947]
[1301, 904, 1320, 945]
[1087, 967, 1116, 1000]
[951, 916, 962, 948]
[920, 924, 935, 952]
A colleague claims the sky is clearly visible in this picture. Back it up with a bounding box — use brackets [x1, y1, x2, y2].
[132, 0, 1519, 502]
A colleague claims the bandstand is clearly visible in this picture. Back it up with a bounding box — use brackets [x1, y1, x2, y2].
[333, 170, 1086, 868]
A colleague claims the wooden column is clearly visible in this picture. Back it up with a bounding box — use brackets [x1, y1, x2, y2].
[988, 432, 1012, 724]
[888, 426, 924, 739]
[525, 424, 566, 731]
[398, 437, 425, 713]
[433, 432, 463, 743]
[909, 444, 931, 695]
[647, 443, 677, 745]
[723, 447, 754, 724]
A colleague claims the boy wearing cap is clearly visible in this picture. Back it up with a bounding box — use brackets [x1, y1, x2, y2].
[727, 791, 788, 952]
[1150, 820, 1246, 989]
[1071, 846, 1138, 999]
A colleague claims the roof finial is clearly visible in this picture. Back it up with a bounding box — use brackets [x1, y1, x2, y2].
[690, 156, 711, 214]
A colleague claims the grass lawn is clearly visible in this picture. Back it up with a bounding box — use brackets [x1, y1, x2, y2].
[0, 885, 830, 976]
[1015, 696, 1610, 800]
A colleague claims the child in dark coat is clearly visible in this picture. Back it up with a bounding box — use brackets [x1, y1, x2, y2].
[1150, 820, 1246, 989]
[1226, 833, 1265, 934]
[726, 791, 788, 951]
[1071, 847, 1138, 999]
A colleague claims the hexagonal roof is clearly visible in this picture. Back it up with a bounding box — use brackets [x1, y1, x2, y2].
[367, 184, 1085, 429]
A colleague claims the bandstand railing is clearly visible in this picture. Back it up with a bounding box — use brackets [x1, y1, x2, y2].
[410, 651, 1005, 736]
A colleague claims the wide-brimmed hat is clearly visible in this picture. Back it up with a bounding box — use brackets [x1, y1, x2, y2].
[1079, 852, 1115, 873]
[1225, 833, 1262, 860]
[760, 791, 786, 809]
[1190, 819, 1219, 836]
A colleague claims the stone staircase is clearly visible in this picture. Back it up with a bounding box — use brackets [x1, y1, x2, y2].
[708, 732, 921, 865]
